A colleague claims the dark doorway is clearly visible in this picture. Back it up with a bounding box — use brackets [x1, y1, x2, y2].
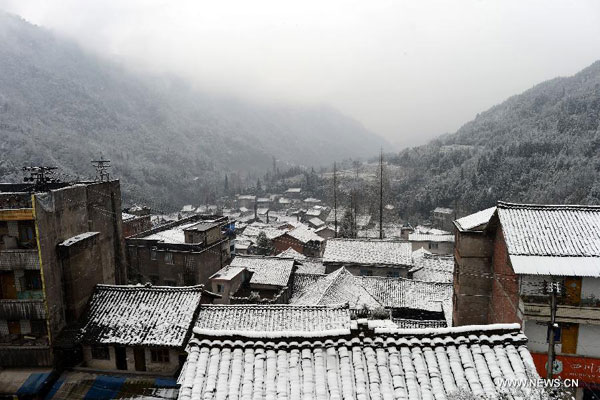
[134, 348, 146, 371]
[115, 346, 127, 370]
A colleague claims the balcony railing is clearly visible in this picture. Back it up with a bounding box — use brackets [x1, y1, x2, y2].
[0, 346, 53, 367]
[0, 249, 40, 270]
[523, 302, 600, 324]
[0, 299, 46, 319]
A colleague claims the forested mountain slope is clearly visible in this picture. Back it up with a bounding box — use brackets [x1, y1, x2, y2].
[0, 13, 386, 208]
[388, 60, 600, 220]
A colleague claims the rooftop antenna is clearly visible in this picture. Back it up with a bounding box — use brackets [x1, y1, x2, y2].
[91, 157, 111, 182]
[22, 166, 60, 189]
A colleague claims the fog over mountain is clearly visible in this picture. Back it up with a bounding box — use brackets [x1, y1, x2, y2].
[0, 13, 386, 207]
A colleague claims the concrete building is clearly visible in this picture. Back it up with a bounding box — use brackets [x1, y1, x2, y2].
[432, 207, 454, 232]
[0, 180, 126, 367]
[126, 215, 232, 286]
[408, 232, 455, 255]
[453, 202, 600, 398]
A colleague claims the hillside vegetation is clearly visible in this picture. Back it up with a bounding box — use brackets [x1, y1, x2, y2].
[0, 13, 386, 209]
[387, 60, 600, 220]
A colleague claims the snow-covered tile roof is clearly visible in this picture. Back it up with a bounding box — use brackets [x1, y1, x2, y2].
[296, 258, 326, 274]
[498, 202, 600, 257]
[454, 206, 496, 232]
[79, 284, 203, 348]
[209, 265, 246, 280]
[286, 225, 324, 244]
[291, 272, 326, 295]
[241, 223, 286, 240]
[193, 304, 351, 337]
[434, 207, 454, 214]
[286, 187, 302, 193]
[178, 323, 537, 400]
[323, 239, 413, 267]
[408, 233, 454, 242]
[230, 255, 295, 287]
[141, 221, 199, 244]
[411, 254, 454, 283]
[276, 247, 306, 260]
[308, 217, 325, 227]
[290, 268, 382, 309]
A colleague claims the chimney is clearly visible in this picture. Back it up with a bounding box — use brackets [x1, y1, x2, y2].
[266, 210, 270, 224]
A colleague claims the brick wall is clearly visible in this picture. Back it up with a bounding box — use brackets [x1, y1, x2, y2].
[489, 227, 521, 324]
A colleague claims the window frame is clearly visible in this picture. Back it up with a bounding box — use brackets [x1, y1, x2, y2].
[91, 345, 110, 360]
[151, 348, 170, 363]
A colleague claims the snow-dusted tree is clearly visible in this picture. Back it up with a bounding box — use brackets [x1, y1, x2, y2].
[255, 231, 274, 255]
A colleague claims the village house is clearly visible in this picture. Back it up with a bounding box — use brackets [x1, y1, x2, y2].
[432, 206, 455, 231]
[408, 232, 455, 255]
[0, 180, 126, 368]
[78, 284, 205, 375]
[284, 187, 302, 199]
[409, 250, 454, 283]
[290, 267, 452, 327]
[236, 194, 256, 209]
[126, 215, 231, 286]
[179, 305, 540, 400]
[272, 224, 325, 257]
[454, 202, 600, 398]
[208, 255, 296, 303]
[315, 225, 336, 240]
[121, 211, 152, 238]
[322, 238, 413, 277]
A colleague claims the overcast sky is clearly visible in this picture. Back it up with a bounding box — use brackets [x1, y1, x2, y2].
[2, 0, 600, 148]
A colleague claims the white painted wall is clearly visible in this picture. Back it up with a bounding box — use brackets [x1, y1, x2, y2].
[524, 320, 564, 354]
[581, 277, 600, 301]
[577, 324, 600, 358]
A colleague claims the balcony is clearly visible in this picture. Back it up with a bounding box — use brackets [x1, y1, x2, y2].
[0, 249, 40, 270]
[0, 299, 46, 319]
[0, 346, 53, 367]
[522, 302, 600, 325]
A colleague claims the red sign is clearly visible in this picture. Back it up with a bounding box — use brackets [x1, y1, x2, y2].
[531, 352, 600, 384]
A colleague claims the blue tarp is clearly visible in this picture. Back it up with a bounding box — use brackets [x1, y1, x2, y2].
[16, 372, 52, 397]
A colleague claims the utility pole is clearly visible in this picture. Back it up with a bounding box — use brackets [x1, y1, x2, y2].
[379, 149, 384, 240]
[333, 162, 338, 238]
[91, 157, 111, 182]
[546, 281, 559, 379]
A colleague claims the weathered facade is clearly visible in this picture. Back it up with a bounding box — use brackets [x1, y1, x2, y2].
[126, 215, 231, 286]
[0, 181, 126, 367]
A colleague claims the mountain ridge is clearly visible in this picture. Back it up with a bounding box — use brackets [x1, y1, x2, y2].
[0, 12, 387, 207]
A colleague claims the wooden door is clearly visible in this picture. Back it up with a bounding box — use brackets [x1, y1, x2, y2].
[134, 348, 146, 371]
[115, 346, 128, 370]
[564, 277, 582, 306]
[0, 272, 17, 299]
[561, 324, 579, 354]
[7, 320, 20, 335]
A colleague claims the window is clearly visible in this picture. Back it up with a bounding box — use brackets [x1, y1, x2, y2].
[151, 348, 170, 363]
[150, 248, 157, 260]
[30, 320, 47, 336]
[164, 252, 174, 264]
[185, 256, 195, 268]
[91, 345, 110, 360]
[386, 271, 400, 278]
[360, 269, 373, 276]
[128, 246, 137, 259]
[23, 271, 42, 291]
[428, 242, 439, 250]
[217, 284, 224, 293]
